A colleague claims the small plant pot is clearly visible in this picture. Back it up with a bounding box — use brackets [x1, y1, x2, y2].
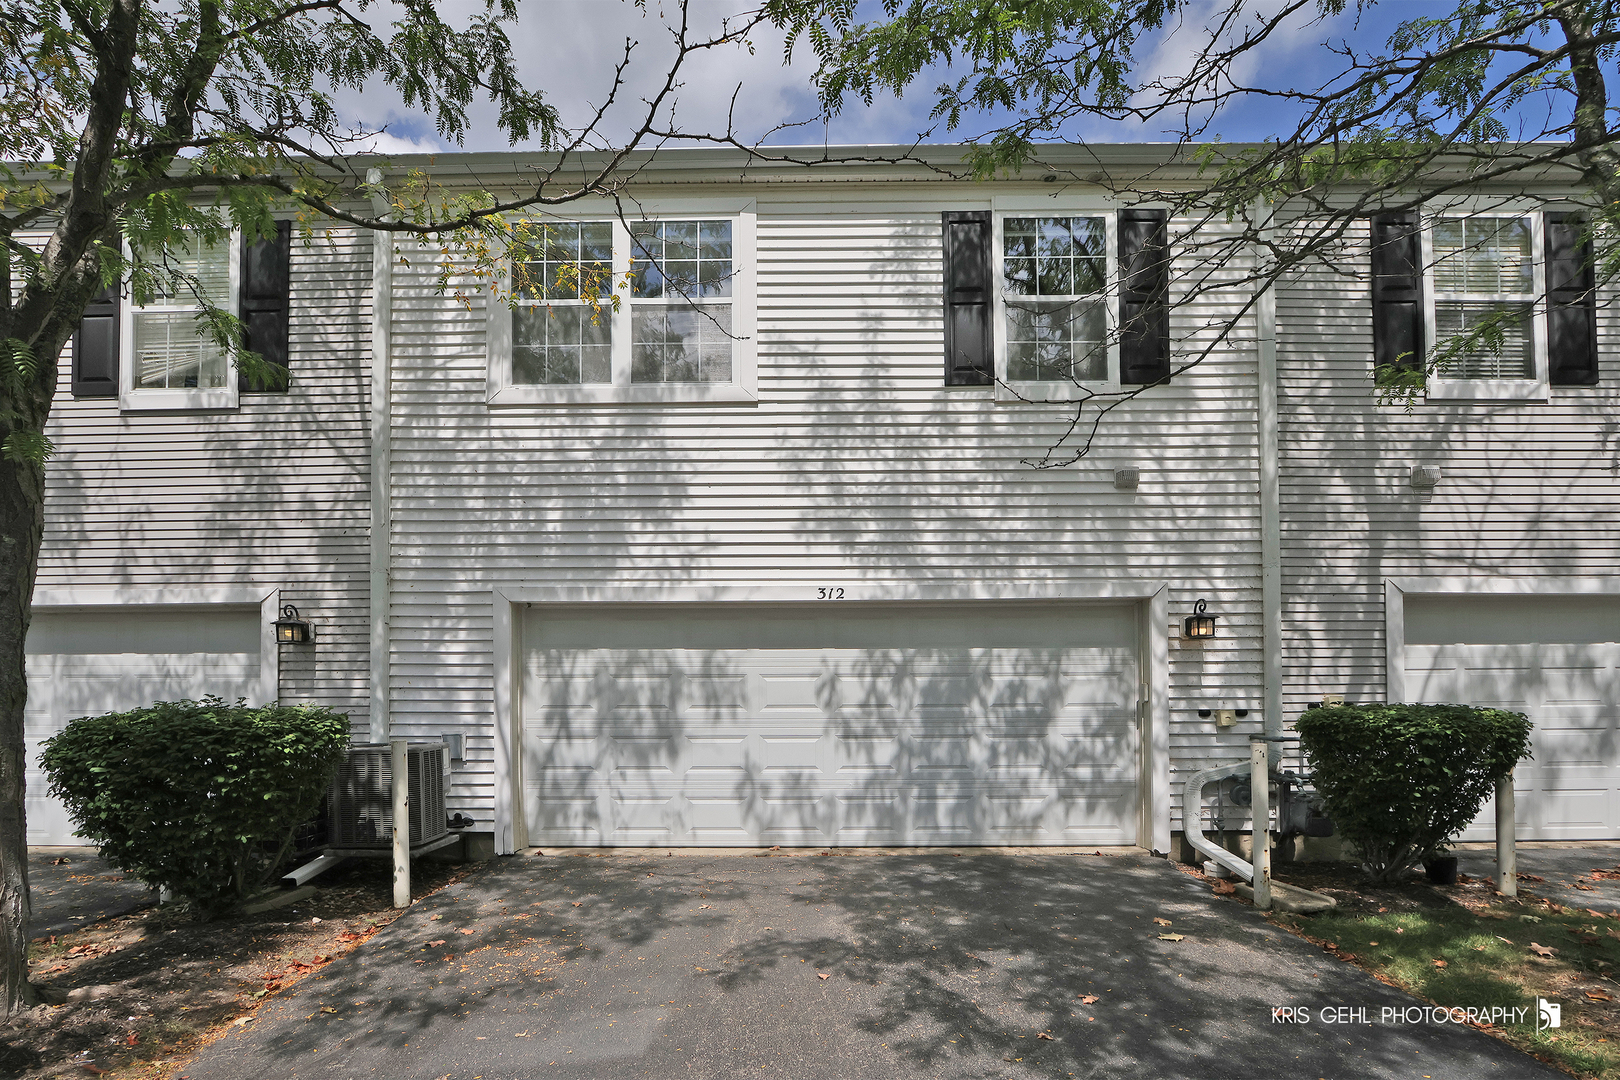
[1424, 856, 1459, 885]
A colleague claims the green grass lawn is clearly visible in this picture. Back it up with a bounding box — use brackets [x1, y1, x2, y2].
[1274, 898, 1620, 1078]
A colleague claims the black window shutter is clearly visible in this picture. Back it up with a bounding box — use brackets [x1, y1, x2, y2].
[240, 220, 292, 390]
[1118, 209, 1170, 384]
[942, 211, 993, 386]
[71, 283, 120, 398]
[1370, 211, 1423, 373]
[1546, 212, 1599, 386]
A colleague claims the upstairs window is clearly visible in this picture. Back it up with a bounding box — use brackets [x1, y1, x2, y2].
[73, 222, 290, 408]
[512, 221, 613, 385]
[122, 230, 239, 410]
[1001, 216, 1108, 383]
[1372, 208, 1598, 399]
[941, 205, 1169, 396]
[1425, 215, 1543, 394]
[489, 206, 756, 405]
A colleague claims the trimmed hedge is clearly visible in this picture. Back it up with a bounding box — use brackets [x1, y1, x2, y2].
[1296, 703, 1532, 882]
[40, 697, 349, 915]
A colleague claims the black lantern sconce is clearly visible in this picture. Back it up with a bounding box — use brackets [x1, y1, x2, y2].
[1183, 598, 1217, 640]
[274, 604, 314, 644]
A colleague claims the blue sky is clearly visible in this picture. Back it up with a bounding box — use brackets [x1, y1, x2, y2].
[336, 0, 1510, 155]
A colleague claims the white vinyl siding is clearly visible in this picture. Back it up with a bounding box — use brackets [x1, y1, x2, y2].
[42, 226, 374, 739]
[387, 184, 1266, 838]
[1276, 218, 1620, 762]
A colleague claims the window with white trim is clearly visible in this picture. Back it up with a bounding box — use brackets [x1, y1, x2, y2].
[120, 230, 240, 410]
[1422, 213, 1547, 399]
[990, 210, 1120, 398]
[488, 208, 756, 405]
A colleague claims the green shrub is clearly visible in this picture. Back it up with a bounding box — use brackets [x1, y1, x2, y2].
[40, 697, 349, 915]
[1296, 703, 1532, 883]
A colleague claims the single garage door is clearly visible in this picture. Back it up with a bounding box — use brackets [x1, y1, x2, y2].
[25, 608, 264, 846]
[1403, 595, 1620, 841]
[521, 602, 1141, 847]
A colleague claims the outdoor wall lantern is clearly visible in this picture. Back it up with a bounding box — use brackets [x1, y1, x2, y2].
[274, 604, 314, 644]
[1183, 598, 1217, 640]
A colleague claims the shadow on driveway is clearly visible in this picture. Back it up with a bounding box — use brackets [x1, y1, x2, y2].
[25, 848, 152, 937]
[181, 850, 1558, 1080]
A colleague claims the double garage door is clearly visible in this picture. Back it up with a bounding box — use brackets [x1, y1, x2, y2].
[521, 602, 1141, 847]
[25, 609, 263, 846]
[1403, 595, 1620, 841]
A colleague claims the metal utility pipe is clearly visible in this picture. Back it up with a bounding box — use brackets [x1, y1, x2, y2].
[1180, 762, 1255, 882]
[391, 738, 410, 908]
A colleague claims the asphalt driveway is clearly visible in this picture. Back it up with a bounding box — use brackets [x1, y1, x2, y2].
[26, 848, 153, 936]
[179, 849, 1557, 1080]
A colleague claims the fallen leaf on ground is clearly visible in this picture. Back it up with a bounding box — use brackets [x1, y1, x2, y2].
[1037, 1032, 1054, 1040]
[1588, 990, 1615, 1002]
[1395, 928, 1405, 934]
[1322, 942, 1338, 951]
[1152, 918, 1172, 926]
[458, 928, 475, 935]
[1588, 910, 1610, 920]
[233, 1016, 254, 1026]
[1432, 959, 1447, 968]
[1158, 933, 1185, 942]
[1080, 995, 1099, 1004]
[699, 905, 712, 910]
[52, 857, 69, 866]
[429, 914, 443, 921]
[1211, 880, 1236, 896]
[1368, 941, 1379, 947]
[1530, 943, 1558, 957]
[1497, 936, 1515, 945]
[818, 973, 831, 980]
[320, 1006, 337, 1014]
[1572, 883, 1598, 891]
[427, 940, 446, 948]
[572, 902, 582, 908]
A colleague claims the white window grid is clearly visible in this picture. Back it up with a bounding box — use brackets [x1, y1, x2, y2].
[990, 206, 1120, 402]
[488, 207, 756, 406]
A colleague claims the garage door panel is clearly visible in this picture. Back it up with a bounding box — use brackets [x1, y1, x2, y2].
[1407, 634, 1619, 842]
[25, 611, 262, 846]
[523, 603, 1140, 847]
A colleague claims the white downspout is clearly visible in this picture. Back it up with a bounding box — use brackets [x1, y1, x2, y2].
[1256, 197, 1284, 767]
[368, 169, 393, 745]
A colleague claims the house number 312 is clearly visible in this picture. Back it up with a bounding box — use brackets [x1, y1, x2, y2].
[816, 587, 846, 600]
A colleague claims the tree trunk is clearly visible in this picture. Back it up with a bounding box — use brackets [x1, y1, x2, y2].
[0, 450, 47, 1015]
